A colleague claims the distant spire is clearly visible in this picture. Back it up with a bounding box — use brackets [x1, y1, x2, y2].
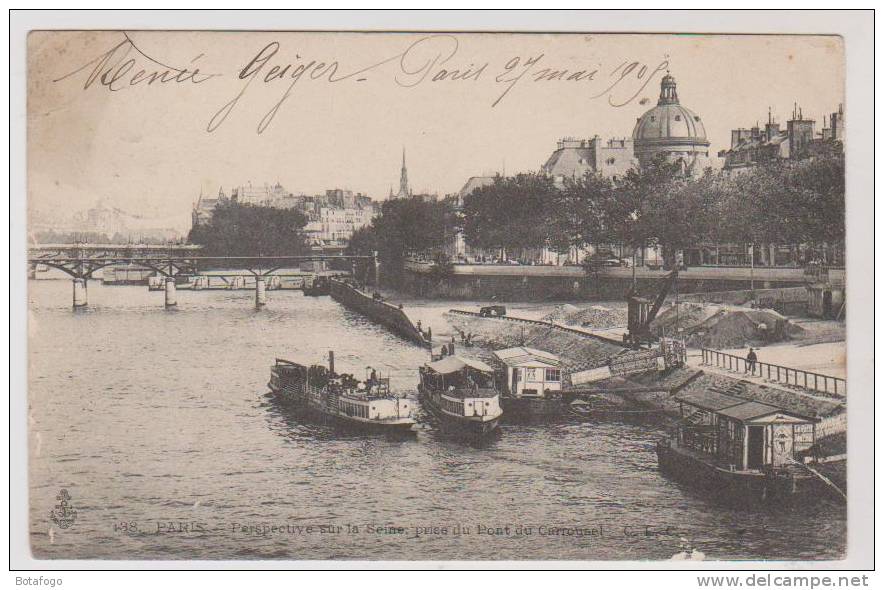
[768, 106, 772, 125]
[397, 146, 410, 198]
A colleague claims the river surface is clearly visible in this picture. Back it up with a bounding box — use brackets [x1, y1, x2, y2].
[28, 280, 845, 561]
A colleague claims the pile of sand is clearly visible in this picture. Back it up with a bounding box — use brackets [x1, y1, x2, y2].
[541, 304, 580, 323]
[541, 304, 627, 329]
[651, 303, 804, 349]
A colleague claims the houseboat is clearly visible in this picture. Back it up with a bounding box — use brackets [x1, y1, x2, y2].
[656, 388, 827, 503]
[418, 355, 503, 437]
[268, 352, 415, 434]
[492, 347, 566, 420]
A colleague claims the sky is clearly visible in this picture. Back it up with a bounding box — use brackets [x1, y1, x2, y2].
[28, 31, 844, 231]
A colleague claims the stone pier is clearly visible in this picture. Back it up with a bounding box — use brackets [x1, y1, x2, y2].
[255, 276, 267, 308]
[164, 277, 177, 308]
[72, 278, 87, 308]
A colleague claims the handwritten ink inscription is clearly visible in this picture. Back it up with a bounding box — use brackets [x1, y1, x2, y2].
[52, 33, 668, 134]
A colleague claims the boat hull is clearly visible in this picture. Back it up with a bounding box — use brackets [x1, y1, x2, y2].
[419, 390, 501, 437]
[500, 395, 565, 421]
[268, 380, 415, 435]
[656, 439, 825, 505]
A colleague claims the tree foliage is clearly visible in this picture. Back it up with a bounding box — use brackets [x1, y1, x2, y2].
[346, 197, 455, 285]
[458, 150, 844, 262]
[187, 201, 308, 257]
[461, 173, 559, 256]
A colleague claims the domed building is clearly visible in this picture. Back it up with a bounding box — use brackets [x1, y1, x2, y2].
[632, 73, 710, 175]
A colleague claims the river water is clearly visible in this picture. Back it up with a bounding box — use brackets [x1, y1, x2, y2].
[28, 280, 845, 561]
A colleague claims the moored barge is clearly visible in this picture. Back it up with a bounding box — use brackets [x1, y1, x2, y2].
[656, 387, 833, 504]
[418, 355, 503, 437]
[269, 352, 415, 434]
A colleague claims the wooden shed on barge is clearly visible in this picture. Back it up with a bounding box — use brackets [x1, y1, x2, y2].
[657, 388, 825, 502]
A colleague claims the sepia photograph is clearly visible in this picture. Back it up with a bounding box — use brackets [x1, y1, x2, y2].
[10, 10, 875, 574]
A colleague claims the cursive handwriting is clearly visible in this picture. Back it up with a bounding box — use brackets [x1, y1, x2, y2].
[54, 33, 669, 134]
[53, 33, 219, 91]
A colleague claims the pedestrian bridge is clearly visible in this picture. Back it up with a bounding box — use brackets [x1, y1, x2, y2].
[27, 243, 376, 310]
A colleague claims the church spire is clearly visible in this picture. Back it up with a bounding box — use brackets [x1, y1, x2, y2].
[397, 147, 410, 198]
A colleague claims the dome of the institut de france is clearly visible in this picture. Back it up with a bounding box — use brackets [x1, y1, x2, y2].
[632, 73, 710, 174]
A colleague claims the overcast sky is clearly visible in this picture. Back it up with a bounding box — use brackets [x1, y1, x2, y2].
[28, 31, 844, 230]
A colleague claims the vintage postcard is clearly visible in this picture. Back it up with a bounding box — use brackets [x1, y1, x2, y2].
[15, 16, 873, 570]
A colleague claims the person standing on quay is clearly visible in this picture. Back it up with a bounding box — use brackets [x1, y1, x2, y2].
[746, 348, 758, 375]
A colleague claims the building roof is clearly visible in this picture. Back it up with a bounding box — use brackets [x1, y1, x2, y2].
[458, 176, 496, 199]
[674, 389, 746, 412]
[542, 144, 596, 179]
[426, 355, 494, 375]
[675, 387, 818, 423]
[716, 400, 815, 423]
[493, 347, 561, 367]
[633, 75, 708, 144]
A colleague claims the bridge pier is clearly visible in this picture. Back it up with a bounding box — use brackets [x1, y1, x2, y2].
[164, 277, 177, 308]
[255, 276, 267, 309]
[72, 278, 87, 308]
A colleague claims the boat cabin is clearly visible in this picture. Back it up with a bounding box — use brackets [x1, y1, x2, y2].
[493, 347, 562, 398]
[422, 356, 496, 390]
[420, 356, 501, 417]
[674, 389, 819, 471]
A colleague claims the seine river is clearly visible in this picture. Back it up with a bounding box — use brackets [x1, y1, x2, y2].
[28, 280, 845, 561]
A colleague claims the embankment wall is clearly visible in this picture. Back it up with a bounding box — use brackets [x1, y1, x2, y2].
[328, 279, 431, 348]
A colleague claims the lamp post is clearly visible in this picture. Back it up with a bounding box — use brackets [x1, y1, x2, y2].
[749, 243, 755, 292]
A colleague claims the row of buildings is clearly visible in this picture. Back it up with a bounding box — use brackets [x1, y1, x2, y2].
[192, 183, 378, 246]
[189, 72, 844, 267]
[438, 73, 845, 268]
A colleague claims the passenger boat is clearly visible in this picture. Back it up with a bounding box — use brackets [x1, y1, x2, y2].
[656, 387, 836, 504]
[268, 352, 415, 434]
[418, 355, 503, 437]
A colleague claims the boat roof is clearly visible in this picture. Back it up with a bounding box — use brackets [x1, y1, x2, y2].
[674, 389, 746, 411]
[426, 355, 494, 375]
[675, 389, 818, 423]
[716, 400, 816, 423]
[493, 347, 561, 367]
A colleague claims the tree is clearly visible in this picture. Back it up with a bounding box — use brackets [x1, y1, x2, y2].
[552, 173, 616, 252]
[187, 201, 308, 257]
[461, 173, 559, 258]
[346, 197, 455, 286]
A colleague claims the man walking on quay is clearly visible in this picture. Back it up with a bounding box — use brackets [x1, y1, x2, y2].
[746, 348, 758, 375]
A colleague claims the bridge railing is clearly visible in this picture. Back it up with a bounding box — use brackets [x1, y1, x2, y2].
[700, 348, 845, 397]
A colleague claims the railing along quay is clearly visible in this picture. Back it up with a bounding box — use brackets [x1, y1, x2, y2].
[701, 348, 846, 397]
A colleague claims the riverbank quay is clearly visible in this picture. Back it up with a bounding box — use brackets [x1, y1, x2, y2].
[328, 278, 431, 348]
[443, 309, 626, 374]
[402, 260, 821, 301]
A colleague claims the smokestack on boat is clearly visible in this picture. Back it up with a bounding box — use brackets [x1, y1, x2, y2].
[328, 350, 335, 375]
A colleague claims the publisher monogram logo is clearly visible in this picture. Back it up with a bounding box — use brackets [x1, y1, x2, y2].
[49, 488, 77, 529]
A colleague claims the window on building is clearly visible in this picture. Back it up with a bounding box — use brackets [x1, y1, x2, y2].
[545, 368, 561, 382]
[674, 115, 681, 121]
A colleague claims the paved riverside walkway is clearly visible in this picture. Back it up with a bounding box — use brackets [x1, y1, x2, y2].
[684, 347, 846, 404]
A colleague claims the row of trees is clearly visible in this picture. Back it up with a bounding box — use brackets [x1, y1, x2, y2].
[187, 149, 843, 280]
[346, 150, 844, 283]
[460, 150, 845, 265]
